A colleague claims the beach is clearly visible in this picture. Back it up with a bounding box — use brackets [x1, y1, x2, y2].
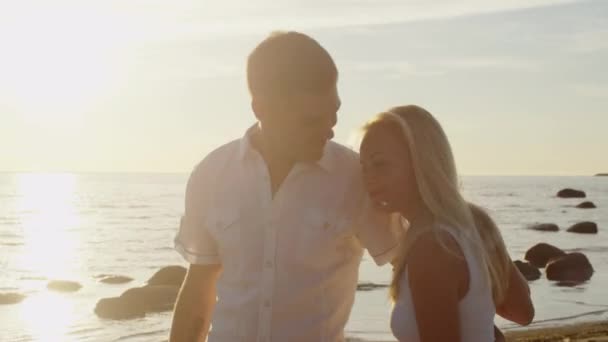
[505, 321, 608, 342]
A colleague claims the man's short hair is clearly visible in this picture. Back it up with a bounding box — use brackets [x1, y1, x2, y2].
[247, 31, 338, 98]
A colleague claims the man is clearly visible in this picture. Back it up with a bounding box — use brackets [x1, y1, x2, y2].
[170, 31, 400, 342]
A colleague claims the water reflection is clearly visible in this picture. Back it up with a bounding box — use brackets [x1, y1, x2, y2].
[16, 173, 81, 279]
[19, 292, 77, 342]
[15, 173, 82, 341]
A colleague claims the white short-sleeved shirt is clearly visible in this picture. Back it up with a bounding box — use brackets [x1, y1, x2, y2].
[174, 125, 400, 342]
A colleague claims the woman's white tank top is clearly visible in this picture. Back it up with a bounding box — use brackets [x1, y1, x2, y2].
[390, 225, 496, 342]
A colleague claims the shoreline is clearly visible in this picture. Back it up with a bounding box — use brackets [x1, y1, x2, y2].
[504, 320, 608, 341]
[346, 320, 608, 342]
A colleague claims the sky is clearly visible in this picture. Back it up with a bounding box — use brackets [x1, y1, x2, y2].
[0, 0, 606, 175]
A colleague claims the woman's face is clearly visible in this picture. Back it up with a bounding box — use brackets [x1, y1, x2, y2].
[360, 124, 419, 212]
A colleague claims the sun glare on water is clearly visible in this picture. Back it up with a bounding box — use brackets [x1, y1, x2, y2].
[16, 173, 82, 280]
[14, 173, 83, 341]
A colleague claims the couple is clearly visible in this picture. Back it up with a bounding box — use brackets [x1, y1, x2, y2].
[170, 31, 534, 342]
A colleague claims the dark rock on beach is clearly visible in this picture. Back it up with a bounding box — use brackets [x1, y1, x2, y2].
[98, 275, 134, 284]
[567, 221, 598, 234]
[546, 253, 594, 282]
[595, 173, 608, 177]
[94, 296, 146, 319]
[525, 243, 566, 268]
[557, 188, 586, 198]
[47, 280, 82, 292]
[95, 285, 180, 319]
[0, 292, 26, 305]
[147, 265, 187, 287]
[514, 260, 541, 281]
[528, 223, 559, 232]
[576, 201, 596, 209]
[357, 282, 389, 291]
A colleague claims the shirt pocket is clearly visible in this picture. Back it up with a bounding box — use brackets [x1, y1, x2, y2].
[206, 207, 242, 265]
[293, 210, 359, 270]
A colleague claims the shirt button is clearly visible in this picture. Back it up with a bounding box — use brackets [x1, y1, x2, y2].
[264, 300, 271, 307]
[265, 260, 273, 268]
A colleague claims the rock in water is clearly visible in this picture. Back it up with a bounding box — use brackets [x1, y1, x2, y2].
[576, 201, 596, 209]
[567, 221, 598, 234]
[524, 243, 566, 268]
[147, 265, 187, 287]
[546, 253, 594, 282]
[357, 282, 389, 291]
[514, 260, 541, 281]
[0, 292, 26, 305]
[94, 285, 180, 320]
[95, 297, 146, 319]
[556, 188, 586, 198]
[47, 280, 82, 292]
[98, 275, 134, 284]
[528, 223, 559, 232]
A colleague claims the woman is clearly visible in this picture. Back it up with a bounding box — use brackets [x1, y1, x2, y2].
[359, 105, 534, 341]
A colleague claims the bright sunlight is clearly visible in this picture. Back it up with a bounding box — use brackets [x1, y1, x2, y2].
[15, 173, 82, 280]
[0, 3, 125, 124]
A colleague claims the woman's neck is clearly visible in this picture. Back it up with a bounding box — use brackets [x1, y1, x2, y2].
[401, 205, 434, 233]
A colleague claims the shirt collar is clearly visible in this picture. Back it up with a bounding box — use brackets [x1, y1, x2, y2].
[238, 123, 336, 174]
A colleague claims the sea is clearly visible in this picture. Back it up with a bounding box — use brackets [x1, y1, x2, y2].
[1, 173, 607, 341]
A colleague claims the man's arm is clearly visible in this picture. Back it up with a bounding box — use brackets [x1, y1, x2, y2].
[170, 263, 222, 342]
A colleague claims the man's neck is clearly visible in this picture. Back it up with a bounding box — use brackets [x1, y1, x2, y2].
[250, 128, 295, 197]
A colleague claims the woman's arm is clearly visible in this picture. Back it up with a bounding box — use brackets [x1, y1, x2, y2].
[496, 261, 535, 325]
[408, 232, 468, 342]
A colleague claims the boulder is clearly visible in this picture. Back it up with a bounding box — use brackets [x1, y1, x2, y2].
[595, 173, 608, 177]
[528, 223, 559, 232]
[0, 292, 26, 305]
[546, 253, 594, 282]
[524, 243, 566, 268]
[94, 297, 146, 319]
[576, 201, 596, 209]
[147, 266, 187, 287]
[98, 275, 134, 284]
[357, 282, 389, 291]
[47, 280, 82, 292]
[514, 260, 541, 281]
[556, 188, 586, 198]
[567, 222, 598, 234]
[94, 285, 180, 320]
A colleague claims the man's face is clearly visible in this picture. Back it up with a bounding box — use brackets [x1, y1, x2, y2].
[260, 85, 340, 162]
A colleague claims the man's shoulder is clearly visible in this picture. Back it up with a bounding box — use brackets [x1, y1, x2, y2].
[325, 141, 359, 167]
[191, 139, 241, 178]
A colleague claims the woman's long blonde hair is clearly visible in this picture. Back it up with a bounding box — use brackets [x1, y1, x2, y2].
[362, 105, 511, 305]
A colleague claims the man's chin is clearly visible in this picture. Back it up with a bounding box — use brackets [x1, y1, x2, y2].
[299, 149, 325, 163]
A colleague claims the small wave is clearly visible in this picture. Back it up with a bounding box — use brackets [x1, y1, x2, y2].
[19, 276, 48, 281]
[114, 328, 168, 341]
[0, 232, 20, 238]
[554, 299, 608, 308]
[128, 205, 151, 209]
[1, 242, 23, 246]
[531, 309, 608, 325]
[567, 246, 608, 253]
[0, 216, 19, 223]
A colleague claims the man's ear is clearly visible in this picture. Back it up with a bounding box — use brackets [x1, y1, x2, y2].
[251, 98, 264, 121]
